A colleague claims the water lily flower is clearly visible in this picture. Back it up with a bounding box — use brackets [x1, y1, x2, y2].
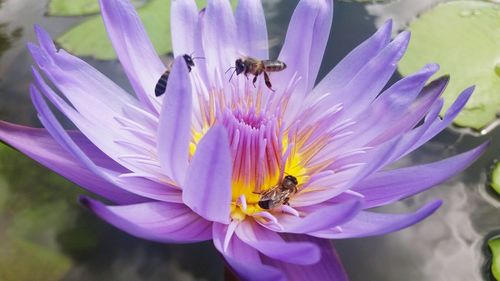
[0, 0, 488, 280]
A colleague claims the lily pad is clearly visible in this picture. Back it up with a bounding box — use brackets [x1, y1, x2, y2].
[56, 0, 237, 60]
[398, 1, 500, 130]
[489, 237, 500, 280]
[48, 0, 147, 17]
[491, 162, 500, 195]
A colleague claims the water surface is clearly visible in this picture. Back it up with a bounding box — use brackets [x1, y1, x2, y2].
[0, 0, 498, 280]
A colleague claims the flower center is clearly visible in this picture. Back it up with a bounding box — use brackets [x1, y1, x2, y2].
[221, 108, 282, 204]
[190, 73, 308, 220]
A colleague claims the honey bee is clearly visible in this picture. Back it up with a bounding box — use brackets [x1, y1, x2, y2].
[155, 54, 196, 97]
[257, 175, 298, 210]
[227, 57, 287, 91]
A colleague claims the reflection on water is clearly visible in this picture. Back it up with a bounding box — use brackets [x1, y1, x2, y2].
[0, 24, 22, 58]
[337, 127, 500, 281]
[0, 0, 498, 280]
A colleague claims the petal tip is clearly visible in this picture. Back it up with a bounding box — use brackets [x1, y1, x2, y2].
[78, 195, 92, 208]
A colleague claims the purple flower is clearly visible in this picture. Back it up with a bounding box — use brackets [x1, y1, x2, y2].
[0, 0, 487, 280]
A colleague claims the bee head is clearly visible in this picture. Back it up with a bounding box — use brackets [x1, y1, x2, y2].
[182, 54, 196, 68]
[283, 175, 298, 187]
[235, 58, 245, 75]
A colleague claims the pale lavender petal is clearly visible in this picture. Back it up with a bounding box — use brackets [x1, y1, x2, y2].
[0, 121, 143, 204]
[213, 223, 285, 281]
[235, 220, 321, 265]
[312, 31, 410, 121]
[157, 57, 192, 185]
[295, 138, 400, 206]
[352, 142, 488, 209]
[80, 196, 212, 243]
[183, 125, 232, 224]
[262, 235, 349, 281]
[235, 0, 268, 59]
[378, 76, 451, 164]
[409, 86, 475, 153]
[30, 85, 182, 203]
[311, 19, 392, 96]
[376, 98, 444, 166]
[276, 0, 333, 95]
[323, 64, 439, 152]
[202, 0, 237, 82]
[366, 67, 443, 146]
[171, 0, 199, 56]
[312, 200, 442, 239]
[31, 67, 165, 178]
[99, 0, 164, 112]
[29, 28, 149, 130]
[353, 64, 439, 145]
[306, 0, 333, 90]
[274, 199, 362, 233]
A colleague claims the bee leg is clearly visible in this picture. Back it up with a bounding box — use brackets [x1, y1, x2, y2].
[252, 75, 258, 88]
[264, 72, 275, 92]
[283, 197, 290, 206]
[252, 191, 262, 195]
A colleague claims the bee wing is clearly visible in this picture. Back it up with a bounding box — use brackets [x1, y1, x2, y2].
[234, 37, 282, 60]
[259, 187, 281, 201]
[159, 54, 175, 67]
[267, 37, 282, 50]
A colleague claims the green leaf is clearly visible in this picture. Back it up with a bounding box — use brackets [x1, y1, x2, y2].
[398, 1, 500, 130]
[48, 0, 147, 16]
[491, 162, 500, 195]
[489, 237, 500, 280]
[0, 235, 72, 281]
[56, 0, 168, 60]
[56, 0, 237, 60]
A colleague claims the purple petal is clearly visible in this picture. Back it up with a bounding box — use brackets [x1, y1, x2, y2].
[98, 0, 165, 112]
[213, 223, 285, 281]
[30, 85, 182, 203]
[312, 31, 410, 122]
[171, 0, 199, 56]
[295, 138, 401, 206]
[379, 76, 451, 163]
[262, 235, 349, 281]
[341, 31, 410, 111]
[235, 220, 321, 265]
[351, 64, 440, 147]
[409, 86, 475, 153]
[30, 27, 145, 120]
[312, 200, 442, 239]
[374, 98, 444, 166]
[235, 0, 269, 59]
[353, 142, 489, 209]
[183, 125, 232, 224]
[31, 67, 165, 178]
[312, 19, 392, 96]
[277, 0, 333, 95]
[80, 196, 212, 243]
[275, 199, 362, 233]
[157, 57, 192, 185]
[202, 0, 237, 82]
[0, 121, 143, 204]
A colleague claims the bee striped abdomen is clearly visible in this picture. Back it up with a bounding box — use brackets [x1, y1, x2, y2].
[155, 70, 170, 97]
[263, 60, 287, 72]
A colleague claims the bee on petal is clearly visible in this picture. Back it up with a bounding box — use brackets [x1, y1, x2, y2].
[257, 175, 298, 210]
[155, 54, 196, 97]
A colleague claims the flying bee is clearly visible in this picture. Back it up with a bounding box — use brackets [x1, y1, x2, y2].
[257, 175, 298, 210]
[227, 57, 287, 91]
[155, 54, 197, 97]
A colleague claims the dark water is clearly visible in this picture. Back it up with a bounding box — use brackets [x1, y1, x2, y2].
[0, 0, 498, 280]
